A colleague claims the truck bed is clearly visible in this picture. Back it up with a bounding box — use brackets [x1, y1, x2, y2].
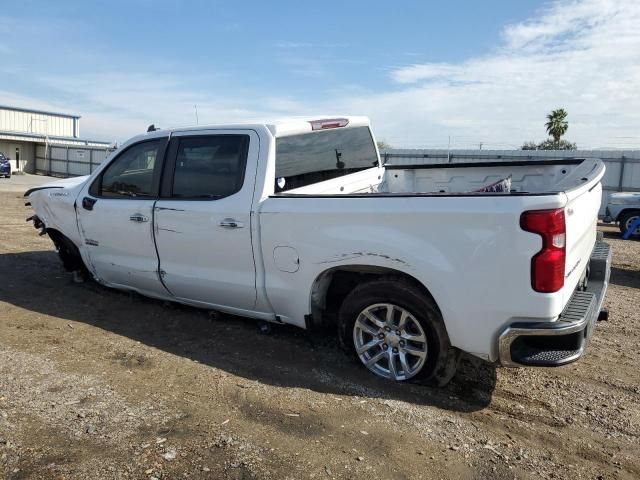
[265, 156, 605, 362]
[280, 158, 603, 197]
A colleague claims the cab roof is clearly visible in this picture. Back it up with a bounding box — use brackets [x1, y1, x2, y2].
[147, 115, 371, 139]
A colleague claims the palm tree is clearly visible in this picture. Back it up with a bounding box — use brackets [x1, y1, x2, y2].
[545, 108, 569, 147]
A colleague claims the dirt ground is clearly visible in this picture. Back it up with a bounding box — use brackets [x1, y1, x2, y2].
[0, 175, 639, 480]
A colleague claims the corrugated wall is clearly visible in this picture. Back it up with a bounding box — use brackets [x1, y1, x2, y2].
[0, 108, 76, 137]
[382, 149, 640, 216]
[35, 144, 111, 177]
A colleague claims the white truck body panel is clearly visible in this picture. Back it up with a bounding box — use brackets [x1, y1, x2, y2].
[26, 116, 607, 367]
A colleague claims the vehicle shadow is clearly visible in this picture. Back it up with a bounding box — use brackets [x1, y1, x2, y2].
[0, 250, 497, 412]
[610, 266, 640, 289]
[600, 230, 622, 240]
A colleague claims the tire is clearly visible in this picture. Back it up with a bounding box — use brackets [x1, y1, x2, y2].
[338, 278, 459, 387]
[618, 210, 640, 237]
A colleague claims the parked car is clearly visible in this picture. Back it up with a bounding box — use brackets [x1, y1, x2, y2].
[603, 192, 640, 237]
[0, 152, 10, 178]
[25, 117, 611, 386]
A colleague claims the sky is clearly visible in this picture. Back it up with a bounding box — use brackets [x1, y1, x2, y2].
[1, 0, 639, 149]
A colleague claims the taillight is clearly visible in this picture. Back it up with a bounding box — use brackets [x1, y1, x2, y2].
[309, 118, 349, 130]
[520, 208, 566, 293]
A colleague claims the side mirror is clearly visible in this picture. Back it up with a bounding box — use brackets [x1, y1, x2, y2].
[82, 196, 97, 211]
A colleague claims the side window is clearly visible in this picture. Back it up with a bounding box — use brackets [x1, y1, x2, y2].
[92, 140, 164, 198]
[170, 135, 248, 199]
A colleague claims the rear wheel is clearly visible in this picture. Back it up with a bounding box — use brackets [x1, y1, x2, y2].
[338, 279, 459, 386]
[618, 210, 640, 237]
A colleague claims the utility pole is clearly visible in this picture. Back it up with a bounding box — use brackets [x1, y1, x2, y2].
[479, 142, 483, 150]
[194, 105, 199, 125]
[447, 136, 451, 163]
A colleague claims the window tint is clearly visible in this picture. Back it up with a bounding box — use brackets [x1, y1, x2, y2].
[171, 135, 248, 199]
[275, 126, 378, 191]
[98, 140, 163, 198]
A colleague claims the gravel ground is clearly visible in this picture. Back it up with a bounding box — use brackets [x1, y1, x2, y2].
[0, 175, 639, 479]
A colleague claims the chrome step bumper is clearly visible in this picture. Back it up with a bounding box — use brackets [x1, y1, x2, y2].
[498, 240, 611, 367]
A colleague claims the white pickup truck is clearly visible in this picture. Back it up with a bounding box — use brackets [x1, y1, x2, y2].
[26, 116, 611, 386]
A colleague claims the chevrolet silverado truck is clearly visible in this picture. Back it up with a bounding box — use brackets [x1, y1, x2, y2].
[25, 116, 611, 386]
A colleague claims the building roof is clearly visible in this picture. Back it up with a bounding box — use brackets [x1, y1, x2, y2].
[0, 130, 111, 148]
[0, 104, 81, 119]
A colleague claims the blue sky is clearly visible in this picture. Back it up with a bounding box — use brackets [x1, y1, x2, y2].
[1, 0, 639, 148]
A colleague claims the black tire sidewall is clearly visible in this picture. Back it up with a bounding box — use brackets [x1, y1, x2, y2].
[338, 279, 453, 383]
[619, 211, 640, 236]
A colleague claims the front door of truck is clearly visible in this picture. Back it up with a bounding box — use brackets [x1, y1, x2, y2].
[153, 130, 259, 312]
[76, 137, 169, 297]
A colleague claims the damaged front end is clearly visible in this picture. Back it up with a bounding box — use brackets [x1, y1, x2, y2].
[26, 213, 88, 278]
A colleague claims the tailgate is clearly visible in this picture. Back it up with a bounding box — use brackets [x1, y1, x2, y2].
[562, 179, 602, 303]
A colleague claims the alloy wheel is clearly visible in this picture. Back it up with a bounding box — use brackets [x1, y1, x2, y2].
[353, 303, 428, 381]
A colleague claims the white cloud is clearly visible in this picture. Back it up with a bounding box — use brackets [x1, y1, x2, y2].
[2, 0, 640, 149]
[391, 64, 463, 84]
[367, 0, 640, 148]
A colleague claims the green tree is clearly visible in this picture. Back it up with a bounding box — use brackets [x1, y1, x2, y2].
[522, 109, 577, 150]
[376, 140, 390, 151]
[538, 139, 576, 150]
[521, 139, 576, 151]
[545, 108, 569, 146]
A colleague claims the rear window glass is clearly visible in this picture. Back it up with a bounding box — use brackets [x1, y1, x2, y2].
[275, 126, 378, 192]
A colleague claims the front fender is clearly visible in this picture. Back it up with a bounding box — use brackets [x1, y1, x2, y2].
[27, 184, 85, 249]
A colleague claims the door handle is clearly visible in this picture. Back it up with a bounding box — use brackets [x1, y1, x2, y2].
[219, 218, 244, 228]
[129, 213, 149, 223]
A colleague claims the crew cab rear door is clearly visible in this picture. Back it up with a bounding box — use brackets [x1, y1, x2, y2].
[76, 137, 169, 297]
[153, 130, 259, 312]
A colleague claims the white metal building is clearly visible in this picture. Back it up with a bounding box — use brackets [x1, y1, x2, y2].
[0, 105, 111, 175]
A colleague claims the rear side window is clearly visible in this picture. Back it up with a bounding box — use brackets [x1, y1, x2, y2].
[94, 140, 164, 198]
[170, 135, 248, 199]
[275, 126, 378, 191]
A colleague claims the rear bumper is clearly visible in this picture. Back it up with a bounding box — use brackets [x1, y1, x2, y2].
[498, 240, 611, 367]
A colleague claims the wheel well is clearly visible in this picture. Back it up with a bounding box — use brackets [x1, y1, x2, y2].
[46, 228, 87, 273]
[618, 208, 640, 221]
[309, 265, 438, 329]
